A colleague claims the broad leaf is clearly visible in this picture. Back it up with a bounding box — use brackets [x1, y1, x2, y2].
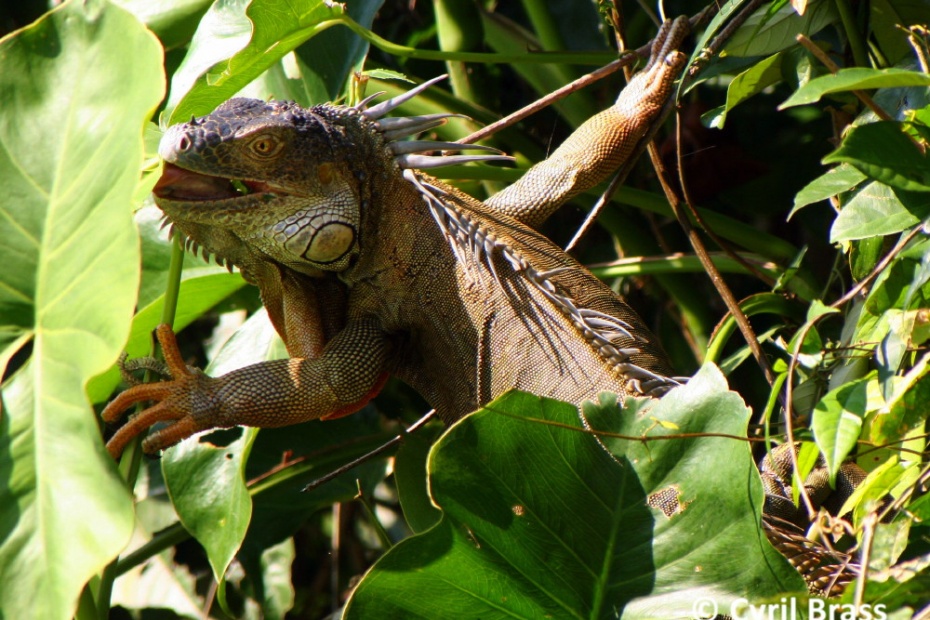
[168, 0, 348, 123]
[0, 1, 164, 619]
[712, 52, 784, 128]
[811, 376, 871, 483]
[790, 163, 866, 218]
[164, 0, 252, 119]
[824, 121, 930, 192]
[162, 310, 276, 585]
[723, 0, 836, 57]
[780, 67, 930, 108]
[346, 365, 803, 619]
[830, 181, 928, 242]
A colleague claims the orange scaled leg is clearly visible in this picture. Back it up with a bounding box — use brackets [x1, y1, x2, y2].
[102, 325, 195, 458]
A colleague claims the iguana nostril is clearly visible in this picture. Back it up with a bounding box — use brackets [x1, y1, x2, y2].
[178, 135, 191, 152]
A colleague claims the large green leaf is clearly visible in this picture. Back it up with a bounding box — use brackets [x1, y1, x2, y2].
[0, 1, 164, 619]
[712, 52, 784, 128]
[167, 0, 348, 123]
[830, 181, 929, 243]
[164, 0, 251, 119]
[824, 121, 930, 192]
[780, 68, 930, 108]
[346, 365, 803, 619]
[723, 0, 837, 57]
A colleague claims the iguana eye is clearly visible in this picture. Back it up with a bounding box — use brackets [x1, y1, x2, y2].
[249, 134, 283, 158]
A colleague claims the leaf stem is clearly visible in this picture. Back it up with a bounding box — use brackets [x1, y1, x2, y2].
[97, 233, 187, 611]
[331, 15, 613, 65]
[832, 0, 870, 69]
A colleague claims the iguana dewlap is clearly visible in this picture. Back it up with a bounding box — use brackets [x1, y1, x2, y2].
[102, 18, 690, 457]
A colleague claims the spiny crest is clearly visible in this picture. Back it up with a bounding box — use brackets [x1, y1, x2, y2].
[355, 75, 514, 171]
[162, 217, 236, 272]
[403, 170, 681, 398]
[358, 77, 680, 397]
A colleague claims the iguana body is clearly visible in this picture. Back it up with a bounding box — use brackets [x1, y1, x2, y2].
[103, 18, 689, 455]
[103, 18, 862, 594]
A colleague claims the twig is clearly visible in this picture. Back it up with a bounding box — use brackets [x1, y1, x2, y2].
[459, 59, 631, 146]
[830, 222, 927, 309]
[682, 0, 767, 87]
[674, 124, 776, 288]
[795, 34, 893, 122]
[853, 512, 878, 608]
[900, 25, 930, 73]
[301, 409, 437, 492]
[458, 10, 712, 145]
[657, 126, 779, 389]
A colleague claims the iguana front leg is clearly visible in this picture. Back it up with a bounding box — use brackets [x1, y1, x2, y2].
[102, 321, 390, 457]
[485, 17, 689, 228]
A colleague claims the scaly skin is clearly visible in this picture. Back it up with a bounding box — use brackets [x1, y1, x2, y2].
[99, 18, 869, 596]
[102, 21, 691, 457]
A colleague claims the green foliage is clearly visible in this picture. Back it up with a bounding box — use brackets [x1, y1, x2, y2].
[1, 0, 929, 618]
[0, 2, 163, 619]
[348, 369, 803, 618]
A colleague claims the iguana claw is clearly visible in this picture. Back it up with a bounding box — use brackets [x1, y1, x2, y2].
[102, 324, 210, 458]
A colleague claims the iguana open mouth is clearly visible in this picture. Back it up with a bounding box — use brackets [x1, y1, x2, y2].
[153, 163, 273, 201]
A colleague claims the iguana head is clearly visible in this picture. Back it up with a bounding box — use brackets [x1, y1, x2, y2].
[153, 77, 508, 276]
[154, 98, 380, 275]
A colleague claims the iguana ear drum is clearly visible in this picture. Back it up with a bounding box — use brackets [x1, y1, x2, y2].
[305, 222, 355, 263]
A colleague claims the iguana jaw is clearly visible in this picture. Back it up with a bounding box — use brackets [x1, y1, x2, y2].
[153, 160, 361, 275]
[153, 162, 279, 204]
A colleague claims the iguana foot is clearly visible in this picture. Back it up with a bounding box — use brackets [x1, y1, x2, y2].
[614, 16, 689, 117]
[102, 324, 215, 458]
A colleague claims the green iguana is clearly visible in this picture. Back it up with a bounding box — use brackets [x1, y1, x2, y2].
[103, 17, 858, 593]
[103, 18, 688, 457]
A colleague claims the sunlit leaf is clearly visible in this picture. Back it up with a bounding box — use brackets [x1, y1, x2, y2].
[830, 181, 928, 242]
[824, 121, 930, 193]
[713, 52, 784, 128]
[780, 68, 930, 108]
[723, 0, 837, 57]
[0, 1, 164, 618]
[346, 365, 803, 618]
[791, 164, 866, 218]
[812, 377, 871, 483]
[168, 0, 348, 123]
